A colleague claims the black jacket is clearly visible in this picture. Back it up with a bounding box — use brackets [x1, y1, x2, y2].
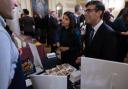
[59, 27, 82, 66]
[84, 23, 118, 61]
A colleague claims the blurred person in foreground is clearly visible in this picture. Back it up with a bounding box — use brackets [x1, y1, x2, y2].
[0, 0, 26, 89]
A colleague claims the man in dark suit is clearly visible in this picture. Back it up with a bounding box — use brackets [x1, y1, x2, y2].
[22, 9, 35, 37]
[44, 11, 59, 52]
[76, 1, 118, 63]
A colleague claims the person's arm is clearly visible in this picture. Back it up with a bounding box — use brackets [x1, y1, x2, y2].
[59, 46, 69, 52]
[0, 32, 11, 89]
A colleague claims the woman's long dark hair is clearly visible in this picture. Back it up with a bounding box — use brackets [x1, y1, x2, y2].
[116, 8, 128, 19]
[63, 11, 76, 29]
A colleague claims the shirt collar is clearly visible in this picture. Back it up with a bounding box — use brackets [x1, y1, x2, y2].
[93, 20, 103, 32]
[74, 13, 79, 17]
[0, 16, 6, 28]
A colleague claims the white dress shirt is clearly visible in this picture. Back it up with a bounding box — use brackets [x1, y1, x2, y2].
[92, 20, 103, 38]
[0, 16, 19, 89]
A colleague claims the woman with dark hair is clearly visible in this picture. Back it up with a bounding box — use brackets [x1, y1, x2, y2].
[113, 8, 128, 62]
[58, 11, 81, 68]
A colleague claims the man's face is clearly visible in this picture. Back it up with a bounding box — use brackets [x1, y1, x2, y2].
[78, 6, 84, 15]
[84, 5, 101, 26]
[0, 0, 14, 19]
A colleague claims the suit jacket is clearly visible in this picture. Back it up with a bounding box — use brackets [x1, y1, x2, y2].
[44, 15, 59, 44]
[84, 23, 118, 61]
[22, 16, 35, 36]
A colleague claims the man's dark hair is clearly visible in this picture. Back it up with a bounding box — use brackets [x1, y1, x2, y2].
[23, 9, 29, 15]
[85, 1, 105, 18]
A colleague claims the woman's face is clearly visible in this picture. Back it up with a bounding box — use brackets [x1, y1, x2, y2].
[62, 14, 70, 28]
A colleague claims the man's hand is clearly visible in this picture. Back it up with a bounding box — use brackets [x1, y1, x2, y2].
[76, 57, 81, 64]
[59, 46, 69, 52]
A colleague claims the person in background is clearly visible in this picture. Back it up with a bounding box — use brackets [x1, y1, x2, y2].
[74, 4, 84, 38]
[19, 13, 24, 33]
[0, 0, 26, 89]
[113, 8, 128, 62]
[22, 9, 35, 37]
[74, 4, 85, 51]
[58, 11, 82, 69]
[74, 4, 83, 28]
[76, 1, 118, 64]
[33, 12, 43, 41]
[44, 10, 59, 52]
[103, 11, 114, 28]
